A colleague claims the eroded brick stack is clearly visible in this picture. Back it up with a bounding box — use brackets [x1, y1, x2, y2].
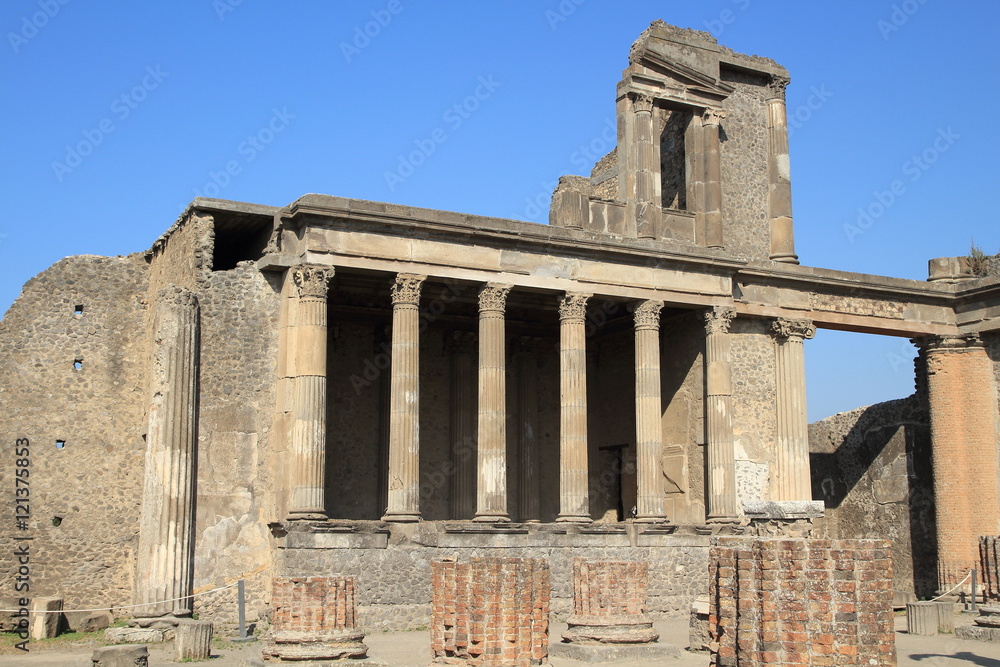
[263, 576, 367, 662]
[431, 557, 549, 666]
[708, 538, 896, 666]
[563, 559, 658, 644]
[981, 536, 1000, 601]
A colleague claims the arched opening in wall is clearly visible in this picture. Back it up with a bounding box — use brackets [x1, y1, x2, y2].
[805, 328, 936, 599]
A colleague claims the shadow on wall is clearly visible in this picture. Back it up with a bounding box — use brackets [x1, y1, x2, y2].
[808, 396, 937, 599]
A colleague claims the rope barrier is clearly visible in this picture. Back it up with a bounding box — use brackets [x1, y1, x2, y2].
[928, 571, 972, 602]
[1, 580, 239, 614]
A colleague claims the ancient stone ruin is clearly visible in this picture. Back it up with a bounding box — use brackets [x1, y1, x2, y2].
[1, 17, 999, 664]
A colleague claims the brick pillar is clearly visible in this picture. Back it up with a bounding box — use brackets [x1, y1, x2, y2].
[920, 334, 1000, 592]
[563, 560, 658, 644]
[431, 557, 550, 666]
[709, 538, 896, 666]
[475, 284, 512, 522]
[264, 577, 367, 661]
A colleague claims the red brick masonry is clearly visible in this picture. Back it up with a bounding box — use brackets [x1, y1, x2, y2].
[265, 576, 367, 662]
[564, 559, 658, 644]
[709, 538, 896, 666]
[431, 557, 550, 666]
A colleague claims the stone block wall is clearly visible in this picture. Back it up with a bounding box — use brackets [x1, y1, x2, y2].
[730, 318, 777, 507]
[708, 537, 896, 666]
[430, 557, 549, 666]
[808, 396, 935, 597]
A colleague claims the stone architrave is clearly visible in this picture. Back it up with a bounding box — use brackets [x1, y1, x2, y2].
[382, 274, 426, 522]
[287, 265, 334, 521]
[702, 109, 726, 248]
[264, 577, 368, 662]
[134, 286, 199, 622]
[515, 337, 545, 522]
[558, 293, 592, 523]
[563, 560, 659, 644]
[631, 94, 659, 239]
[630, 300, 665, 522]
[918, 335, 1000, 592]
[704, 306, 739, 521]
[766, 76, 798, 263]
[474, 284, 512, 522]
[770, 318, 816, 502]
[448, 331, 478, 520]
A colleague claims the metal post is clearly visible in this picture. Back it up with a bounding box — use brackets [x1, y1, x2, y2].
[231, 579, 256, 642]
[972, 569, 979, 613]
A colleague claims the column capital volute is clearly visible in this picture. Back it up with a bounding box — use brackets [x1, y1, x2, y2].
[390, 273, 427, 306]
[704, 306, 736, 335]
[766, 75, 790, 102]
[558, 292, 592, 322]
[630, 299, 664, 330]
[702, 108, 727, 127]
[292, 265, 334, 300]
[631, 93, 654, 115]
[771, 317, 816, 342]
[478, 283, 512, 314]
[913, 333, 983, 353]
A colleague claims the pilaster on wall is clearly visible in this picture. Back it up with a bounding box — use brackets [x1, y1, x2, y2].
[918, 334, 1000, 592]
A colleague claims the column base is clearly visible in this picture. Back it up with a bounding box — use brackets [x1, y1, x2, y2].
[380, 511, 421, 523]
[634, 515, 668, 524]
[769, 252, 800, 264]
[286, 511, 328, 522]
[472, 513, 510, 523]
[706, 515, 740, 524]
[556, 514, 592, 523]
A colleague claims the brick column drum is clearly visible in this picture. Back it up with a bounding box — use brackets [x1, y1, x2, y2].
[431, 557, 550, 666]
[563, 559, 658, 644]
[922, 335, 1000, 592]
[264, 576, 367, 662]
[708, 538, 896, 666]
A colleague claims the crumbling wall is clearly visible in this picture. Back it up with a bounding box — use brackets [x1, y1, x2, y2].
[808, 395, 935, 597]
[719, 68, 770, 262]
[729, 318, 776, 506]
[0, 254, 148, 614]
[192, 262, 280, 623]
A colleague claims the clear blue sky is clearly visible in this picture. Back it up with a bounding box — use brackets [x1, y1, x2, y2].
[2, 1, 997, 421]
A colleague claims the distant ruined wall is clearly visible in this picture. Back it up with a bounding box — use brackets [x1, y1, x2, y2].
[192, 262, 281, 624]
[0, 254, 149, 614]
[808, 395, 935, 597]
[719, 69, 771, 262]
[729, 318, 777, 506]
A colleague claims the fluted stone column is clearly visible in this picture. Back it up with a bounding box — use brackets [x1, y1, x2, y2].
[919, 335, 1000, 592]
[770, 318, 816, 502]
[515, 337, 544, 523]
[702, 109, 726, 249]
[475, 284, 512, 522]
[449, 331, 478, 520]
[704, 307, 739, 521]
[632, 94, 659, 239]
[382, 274, 426, 523]
[631, 300, 665, 522]
[766, 76, 798, 264]
[558, 293, 592, 523]
[287, 266, 334, 521]
[134, 286, 200, 620]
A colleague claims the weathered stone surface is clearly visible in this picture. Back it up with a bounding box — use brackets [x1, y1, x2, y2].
[175, 619, 213, 661]
[688, 596, 710, 651]
[91, 644, 149, 667]
[907, 602, 940, 636]
[264, 576, 368, 662]
[29, 597, 63, 640]
[550, 642, 681, 662]
[104, 626, 167, 644]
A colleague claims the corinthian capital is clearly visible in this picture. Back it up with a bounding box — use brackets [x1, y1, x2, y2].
[390, 273, 426, 306]
[558, 292, 591, 322]
[292, 265, 334, 300]
[631, 93, 654, 114]
[771, 317, 816, 342]
[478, 283, 512, 314]
[630, 300, 664, 330]
[767, 75, 790, 101]
[704, 306, 736, 335]
[702, 108, 726, 127]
